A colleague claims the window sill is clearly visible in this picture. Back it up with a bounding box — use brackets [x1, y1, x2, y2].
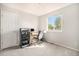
[47, 30, 62, 32]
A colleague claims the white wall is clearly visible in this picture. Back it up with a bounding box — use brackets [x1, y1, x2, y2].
[0, 5, 39, 49]
[0, 4, 1, 49]
[39, 4, 79, 50]
[18, 12, 38, 31]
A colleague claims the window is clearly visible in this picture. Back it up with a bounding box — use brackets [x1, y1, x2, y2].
[48, 16, 63, 32]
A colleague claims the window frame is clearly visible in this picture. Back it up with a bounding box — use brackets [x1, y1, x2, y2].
[47, 15, 63, 32]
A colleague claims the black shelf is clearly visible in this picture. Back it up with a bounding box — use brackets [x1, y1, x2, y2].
[20, 28, 30, 48]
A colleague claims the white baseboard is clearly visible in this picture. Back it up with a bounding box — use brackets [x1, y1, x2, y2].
[45, 40, 79, 52]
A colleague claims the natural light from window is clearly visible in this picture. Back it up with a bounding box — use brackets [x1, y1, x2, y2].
[48, 16, 63, 32]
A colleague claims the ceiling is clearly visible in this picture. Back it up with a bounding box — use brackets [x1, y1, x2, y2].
[2, 3, 72, 16]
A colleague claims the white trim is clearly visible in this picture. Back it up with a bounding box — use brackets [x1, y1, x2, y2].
[46, 41, 79, 52]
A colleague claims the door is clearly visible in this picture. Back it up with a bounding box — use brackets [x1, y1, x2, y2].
[1, 9, 18, 49]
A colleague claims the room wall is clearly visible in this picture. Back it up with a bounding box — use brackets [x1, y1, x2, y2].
[18, 11, 38, 31]
[0, 4, 1, 50]
[0, 5, 39, 49]
[39, 4, 79, 50]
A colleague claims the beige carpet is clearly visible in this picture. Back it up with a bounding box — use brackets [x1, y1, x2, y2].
[0, 42, 79, 56]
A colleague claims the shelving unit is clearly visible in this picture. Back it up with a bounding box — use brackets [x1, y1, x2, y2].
[20, 28, 30, 48]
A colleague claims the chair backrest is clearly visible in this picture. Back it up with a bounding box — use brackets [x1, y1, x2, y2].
[38, 31, 43, 40]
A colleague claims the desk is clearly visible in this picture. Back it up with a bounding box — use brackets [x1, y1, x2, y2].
[30, 32, 38, 44]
